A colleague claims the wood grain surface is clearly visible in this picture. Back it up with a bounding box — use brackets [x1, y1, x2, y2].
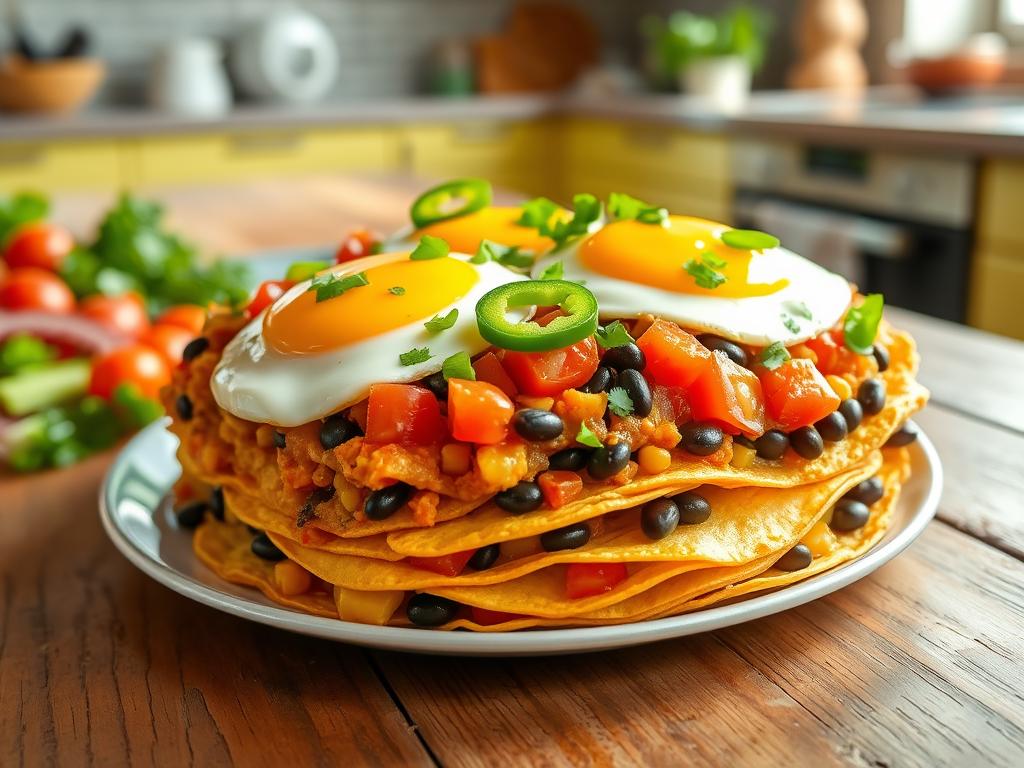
[4, 177, 1024, 767]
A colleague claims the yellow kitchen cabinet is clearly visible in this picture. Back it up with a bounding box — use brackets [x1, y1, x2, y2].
[128, 126, 402, 186]
[0, 139, 124, 193]
[970, 160, 1024, 340]
[399, 120, 556, 198]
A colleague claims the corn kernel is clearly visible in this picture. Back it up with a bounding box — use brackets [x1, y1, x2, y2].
[730, 443, 756, 469]
[790, 343, 818, 364]
[333, 585, 404, 625]
[476, 443, 527, 486]
[517, 396, 555, 411]
[637, 445, 672, 474]
[801, 520, 836, 558]
[274, 561, 312, 596]
[339, 485, 362, 513]
[825, 375, 852, 401]
[441, 443, 472, 476]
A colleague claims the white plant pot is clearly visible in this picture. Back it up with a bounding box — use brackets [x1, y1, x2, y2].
[680, 55, 752, 113]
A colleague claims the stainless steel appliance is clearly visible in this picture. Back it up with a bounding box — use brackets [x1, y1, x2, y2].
[731, 138, 975, 323]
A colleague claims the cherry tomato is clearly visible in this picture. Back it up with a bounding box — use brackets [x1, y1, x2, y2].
[565, 563, 628, 599]
[246, 279, 295, 317]
[77, 293, 150, 338]
[88, 344, 171, 400]
[471, 351, 518, 399]
[3, 222, 74, 271]
[156, 304, 207, 336]
[335, 229, 379, 264]
[636, 319, 711, 388]
[0, 268, 75, 313]
[470, 606, 525, 626]
[365, 383, 445, 445]
[447, 379, 515, 444]
[688, 351, 765, 436]
[406, 549, 476, 577]
[537, 470, 584, 508]
[501, 336, 599, 397]
[140, 323, 194, 368]
[756, 358, 841, 431]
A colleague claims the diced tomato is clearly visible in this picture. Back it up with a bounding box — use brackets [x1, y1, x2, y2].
[652, 383, 691, 423]
[804, 331, 840, 374]
[3, 222, 74, 271]
[472, 351, 518, 399]
[537, 470, 584, 508]
[688, 351, 765, 435]
[501, 336, 599, 396]
[407, 549, 476, 577]
[756, 358, 841, 431]
[565, 563, 628, 599]
[0, 268, 75, 313]
[636, 319, 712, 388]
[335, 229, 378, 264]
[157, 304, 207, 336]
[470, 606, 525, 626]
[78, 292, 151, 338]
[448, 379, 515, 444]
[246, 279, 295, 317]
[365, 383, 445, 445]
[140, 323, 194, 368]
[88, 344, 171, 400]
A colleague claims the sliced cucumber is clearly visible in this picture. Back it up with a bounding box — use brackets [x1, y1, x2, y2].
[0, 358, 91, 417]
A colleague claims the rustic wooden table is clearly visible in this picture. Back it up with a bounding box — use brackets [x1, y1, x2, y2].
[3, 177, 1023, 767]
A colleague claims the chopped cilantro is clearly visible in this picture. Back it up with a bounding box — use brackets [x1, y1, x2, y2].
[596, 320, 634, 349]
[701, 252, 727, 269]
[517, 197, 560, 229]
[721, 229, 780, 250]
[843, 294, 885, 355]
[759, 341, 790, 370]
[576, 422, 603, 448]
[307, 271, 369, 303]
[399, 347, 432, 366]
[441, 351, 475, 381]
[684, 258, 726, 290]
[781, 315, 801, 334]
[537, 260, 564, 281]
[387, 286, 406, 296]
[473, 240, 532, 269]
[409, 235, 450, 261]
[607, 387, 635, 417]
[518, 193, 601, 251]
[424, 308, 459, 333]
[784, 300, 813, 319]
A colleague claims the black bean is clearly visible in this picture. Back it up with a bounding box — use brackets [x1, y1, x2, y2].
[175, 394, 193, 421]
[673, 490, 712, 524]
[754, 429, 788, 460]
[273, 430, 287, 449]
[209, 486, 225, 521]
[588, 441, 632, 479]
[182, 336, 209, 362]
[872, 344, 890, 372]
[697, 334, 748, 367]
[776, 543, 812, 571]
[540, 523, 591, 551]
[616, 368, 653, 418]
[830, 499, 870, 532]
[886, 421, 919, 448]
[297, 485, 335, 527]
[468, 544, 500, 571]
[857, 378, 887, 416]
[678, 422, 724, 456]
[838, 398, 863, 432]
[549, 447, 591, 471]
[641, 498, 680, 540]
[602, 343, 646, 371]
[513, 409, 564, 442]
[424, 371, 449, 401]
[406, 594, 459, 627]
[364, 482, 413, 520]
[789, 426, 824, 459]
[815, 411, 848, 442]
[175, 500, 207, 529]
[251, 532, 286, 561]
[580, 365, 615, 394]
[494, 481, 544, 514]
[845, 476, 884, 506]
[320, 414, 360, 450]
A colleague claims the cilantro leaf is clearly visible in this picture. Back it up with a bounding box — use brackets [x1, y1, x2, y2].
[537, 260, 564, 281]
[636, 207, 669, 225]
[441, 351, 475, 381]
[473, 240, 532, 269]
[607, 387, 635, 418]
[576, 422, 603, 448]
[399, 347, 432, 366]
[307, 271, 369, 303]
[781, 315, 801, 334]
[596, 320, 634, 349]
[424, 308, 458, 333]
[843, 294, 885, 355]
[607, 192, 666, 225]
[759, 341, 790, 370]
[784, 300, 813, 319]
[684, 258, 726, 290]
[519, 193, 602, 251]
[721, 229, 780, 250]
[517, 197, 560, 229]
[701, 252, 727, 269]
[388, 286, 406, 296]
[409, 235, 450, 261]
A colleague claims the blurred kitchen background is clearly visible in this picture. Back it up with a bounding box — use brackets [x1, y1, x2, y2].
[2, 0, 1024, 339]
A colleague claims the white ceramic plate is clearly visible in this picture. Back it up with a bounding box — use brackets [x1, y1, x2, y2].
[99, 420, 942, 656]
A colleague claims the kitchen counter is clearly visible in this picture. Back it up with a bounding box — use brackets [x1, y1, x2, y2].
[3, 86, 1024, 155]
[3, 176, 1023, 767]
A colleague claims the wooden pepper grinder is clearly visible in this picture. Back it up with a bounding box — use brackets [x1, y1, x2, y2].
[788, 0, 868, 91]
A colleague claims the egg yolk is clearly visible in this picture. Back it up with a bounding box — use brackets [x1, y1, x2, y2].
[580, 216, 788, 298]
[263, 254, 478, 355]
[416, 206, 558, 254]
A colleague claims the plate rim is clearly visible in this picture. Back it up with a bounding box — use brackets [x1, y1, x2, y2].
[99, 421, 943, 655]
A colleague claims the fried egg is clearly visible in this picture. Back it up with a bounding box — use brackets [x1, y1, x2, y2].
[532, 215, 852, 346]
[386, 206, 560, 256]
[211, 251, 528, 426]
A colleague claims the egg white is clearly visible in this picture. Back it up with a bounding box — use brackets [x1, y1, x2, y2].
[533, 240, 851, 347]
[211, 253, 528, 427]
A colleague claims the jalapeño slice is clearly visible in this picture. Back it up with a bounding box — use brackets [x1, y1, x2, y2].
[410, 179, 493, 228]
[475, 280, 599, 352]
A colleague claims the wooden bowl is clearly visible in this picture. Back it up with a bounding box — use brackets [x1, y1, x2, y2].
[905, 53, 1005, 94]
[0, 55, 106, 114]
